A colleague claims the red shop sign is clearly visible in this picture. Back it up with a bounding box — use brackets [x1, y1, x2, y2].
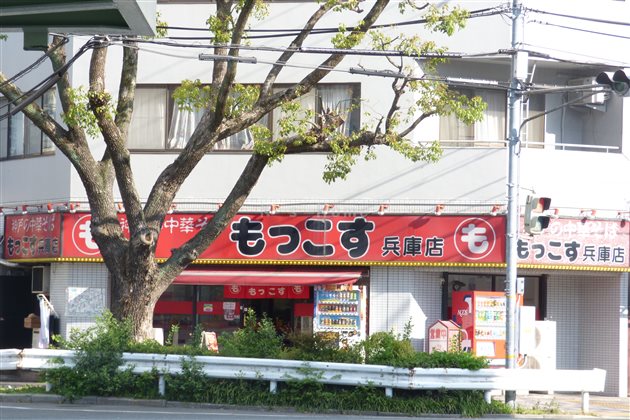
[3, 213, 62, 259]
[59, 212, 506, 264]
[518, 217, 629, 268]
[224, 285, 310, 300]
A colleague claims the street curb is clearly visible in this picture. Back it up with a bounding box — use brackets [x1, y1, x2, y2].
[1, 393, 628, 419]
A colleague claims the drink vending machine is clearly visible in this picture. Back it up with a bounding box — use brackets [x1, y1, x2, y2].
[313, 284, 366, 343]
[452, 291, 514, 365]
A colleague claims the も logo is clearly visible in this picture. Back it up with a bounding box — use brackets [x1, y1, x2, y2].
[71, 215, 100, 255]
[454, 218, 497, 260]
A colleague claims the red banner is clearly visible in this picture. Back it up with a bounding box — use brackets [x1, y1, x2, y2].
[58, 212, 505, 264]
[224, 284, 310, 299]
[2, 213, 61, 259]
[518, 218, 629, 268]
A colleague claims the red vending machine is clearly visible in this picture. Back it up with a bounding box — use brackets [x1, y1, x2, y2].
[452, 291, 507, 365]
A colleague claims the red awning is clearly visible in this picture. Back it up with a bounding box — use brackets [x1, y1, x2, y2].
[174, 268, 363, 286]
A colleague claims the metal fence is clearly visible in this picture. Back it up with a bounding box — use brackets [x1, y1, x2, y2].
[0, 348, 606, 413]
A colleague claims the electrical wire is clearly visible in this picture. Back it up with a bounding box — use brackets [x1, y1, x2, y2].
[130, 37, 466, 59]
[530, 19, 630, 41]
[525, 7, 630, 27]
[158, 6, 508, 41]
[0, 36, 69, 90]
[521, 43, 630, 68]
[0, 37, 102, 121]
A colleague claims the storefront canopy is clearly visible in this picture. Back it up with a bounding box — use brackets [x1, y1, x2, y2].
[174, 268, 364, 286]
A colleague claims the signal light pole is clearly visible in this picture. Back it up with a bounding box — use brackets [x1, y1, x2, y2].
[505, 0, 526, 406]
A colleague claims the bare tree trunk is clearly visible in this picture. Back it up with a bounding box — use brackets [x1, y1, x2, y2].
[109, 266, 166, 341]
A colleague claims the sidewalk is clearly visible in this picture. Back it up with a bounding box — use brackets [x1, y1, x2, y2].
[505, 392, 630, 418]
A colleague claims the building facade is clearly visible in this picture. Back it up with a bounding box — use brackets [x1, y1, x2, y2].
[1, 0, 628, 396]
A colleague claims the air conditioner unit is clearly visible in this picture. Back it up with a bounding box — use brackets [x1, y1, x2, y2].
[31, 266, 50, 294]
[567, 77, 608, 106]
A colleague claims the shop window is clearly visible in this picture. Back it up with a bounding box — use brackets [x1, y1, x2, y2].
[0, 89, 56, 160]
[127, 83, 360, 151]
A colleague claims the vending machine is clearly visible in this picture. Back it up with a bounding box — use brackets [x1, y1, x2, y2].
[313, 284, 366, 343]
[452, 291, 508, 365]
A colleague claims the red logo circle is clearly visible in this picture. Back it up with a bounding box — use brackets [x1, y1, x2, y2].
[71, 215, 100, 256]
[454, 218, 497, 260]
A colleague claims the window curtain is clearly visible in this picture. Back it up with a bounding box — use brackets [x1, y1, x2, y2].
[8, 110, 24, 156]
[474, 90, 505, 144]
[522, 94, 545, 147]
[128, 88, 167, 149]
[272, 88, 316, 140]
[0, 98, 8, 158]
[167, 107, 203, 149]
[439, 88, 474, 146]
[319, 85, 354, 136]
[42, 88, 56, 152]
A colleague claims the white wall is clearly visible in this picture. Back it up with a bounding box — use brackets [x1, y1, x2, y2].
[546, 272, 627, 396]
[520, 149, 630, 214]
[48, 263, 110, 339]
[369, 267, 443, 351]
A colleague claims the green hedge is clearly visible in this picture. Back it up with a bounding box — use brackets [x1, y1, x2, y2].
[44, 311, 502, 416]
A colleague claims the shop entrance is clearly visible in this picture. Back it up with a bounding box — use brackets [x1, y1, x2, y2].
[0, 273, 37, 349]
[154, 267, 366, 346]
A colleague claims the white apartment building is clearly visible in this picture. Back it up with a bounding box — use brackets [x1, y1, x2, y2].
[0, 1, 628, 396]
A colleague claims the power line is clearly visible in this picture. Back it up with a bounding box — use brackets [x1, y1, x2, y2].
[0, 36, 68, 90]
[131, 37, 468, 59]
[0, 38, 101, 121]
[158, 6, 508, 41]
[525, 7, 630, 27]
[531, 19, 630, 41]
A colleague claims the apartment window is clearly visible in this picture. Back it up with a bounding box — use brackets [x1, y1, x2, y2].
[0, 89, 56, 159]
[127, 84, 360, 151]
[521, 94, 545, 147]
[439, 88, 507, 147]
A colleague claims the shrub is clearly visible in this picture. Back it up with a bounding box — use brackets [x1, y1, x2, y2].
[360, 330, 417, 366]
[410, 350, 489, 370]
[45, 311, 160, 400]
[280, 332, 362, 363]
[217, 308, 283, 358]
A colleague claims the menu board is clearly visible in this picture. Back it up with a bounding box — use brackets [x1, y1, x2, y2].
[474, 295, 506, 340]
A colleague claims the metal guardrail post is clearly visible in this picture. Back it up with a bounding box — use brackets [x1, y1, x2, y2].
[269, 380, 277, 394]
[385, 387, 393, 398]
[581, 392, 589, 414]
[159, 375, 165, 396]
[484, 391, 492, 404]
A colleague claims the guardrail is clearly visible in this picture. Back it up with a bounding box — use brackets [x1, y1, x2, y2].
[0, 348, 606, 413]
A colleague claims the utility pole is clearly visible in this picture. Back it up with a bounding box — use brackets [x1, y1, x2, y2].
[505, 0, 527, 407]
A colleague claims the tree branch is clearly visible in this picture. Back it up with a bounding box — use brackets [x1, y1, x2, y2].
[159, 153, 270, 283]
[0, 74, 69, 146]
[399, 110, 437, 138]
[87, 44, 146, 240]
[259, 2, 333, 99]
[115, 39, 138, 137]
[145, 0, 390, 233]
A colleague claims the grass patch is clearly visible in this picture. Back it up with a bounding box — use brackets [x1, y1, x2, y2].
[0, 384, 47, 394]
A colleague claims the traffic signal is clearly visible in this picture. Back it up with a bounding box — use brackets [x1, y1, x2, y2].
[524, 195, 551, 235]
[596, 70, 630, 96]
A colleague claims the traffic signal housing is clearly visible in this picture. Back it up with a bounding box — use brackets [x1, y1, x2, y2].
[596, 70, 630, 96]
[524, 195, 551, 235]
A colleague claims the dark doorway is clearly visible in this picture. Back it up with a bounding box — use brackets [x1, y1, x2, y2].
[0, 274, 38, 349]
